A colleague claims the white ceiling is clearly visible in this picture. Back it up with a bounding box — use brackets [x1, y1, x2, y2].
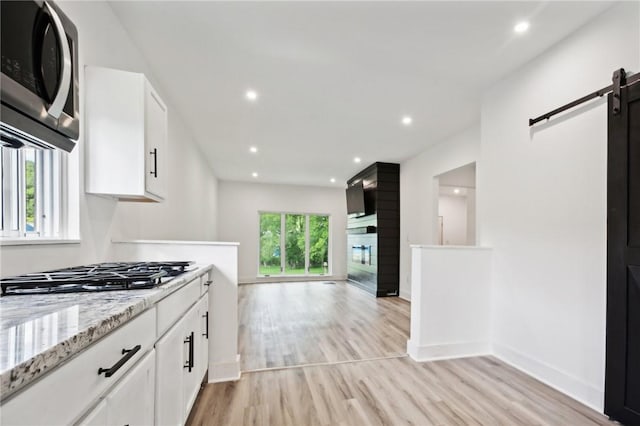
[109, 1, 612, 187]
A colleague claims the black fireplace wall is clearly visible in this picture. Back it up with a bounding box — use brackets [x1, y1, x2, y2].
[346, 162, 399, 297]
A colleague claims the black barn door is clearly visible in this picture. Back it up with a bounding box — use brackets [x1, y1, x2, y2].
[606, 78, 640, 424]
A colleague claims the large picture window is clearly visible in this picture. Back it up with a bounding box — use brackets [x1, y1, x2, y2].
[259, 212, 330, 276]
[0, 147, 63, 239]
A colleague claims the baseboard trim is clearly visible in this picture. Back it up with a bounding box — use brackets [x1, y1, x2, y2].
[407, 340, 490, 362]
[239, 275, 347, 284]
[399, 290, 411, 301]
[492, 342, 604, 413]
[208, 354, 241, 383]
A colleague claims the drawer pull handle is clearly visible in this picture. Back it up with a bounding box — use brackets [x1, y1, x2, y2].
[184, 332, 194, 372]
[98, 345, 141, 377]
[203, 311, 209, 339]
[204, 280, 212, 287]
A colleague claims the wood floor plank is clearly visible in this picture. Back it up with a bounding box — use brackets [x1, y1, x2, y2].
[187, 281, 614, 426]
[342, 398, 373, 426]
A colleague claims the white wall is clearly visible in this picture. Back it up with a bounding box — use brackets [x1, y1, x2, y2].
[480, 2, 640, 411]
[466, 189, 476, 245]
[399, 126, 480, 299]
[407, 246, 492, 361]
[0, 2, 219, 277]
[217, 181, 347, 283]
[438, 195, 467, 245]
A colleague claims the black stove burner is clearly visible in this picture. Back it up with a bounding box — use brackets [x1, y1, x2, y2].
[0, 261, 194, 296]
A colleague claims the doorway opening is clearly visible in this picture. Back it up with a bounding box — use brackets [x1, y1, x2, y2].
[435, 162, 476, 246]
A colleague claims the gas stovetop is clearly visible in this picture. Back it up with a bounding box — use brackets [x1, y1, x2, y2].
[0, 261, 194, 296]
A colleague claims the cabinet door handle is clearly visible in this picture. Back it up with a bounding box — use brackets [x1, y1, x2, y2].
[150, 148, 158, 178]
[203, 311, 209, 339]
[184, 332, 194, 372]
[98, 345, 141, 377]
[204, 280, 212, 287]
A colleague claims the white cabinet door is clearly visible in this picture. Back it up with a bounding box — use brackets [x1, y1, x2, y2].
[106, 350, 156, 426]
[155, 294, 209, 425]
[197, 296, 209, 381]
[77, 400, 107, 426]
[155, 314, 188, 426]
[182, 303, 201, 419]
[144, 83, 167, 199]
[85, 66, 167, 202]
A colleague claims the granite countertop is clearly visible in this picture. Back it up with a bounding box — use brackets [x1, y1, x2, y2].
[0, 264, 212, 402]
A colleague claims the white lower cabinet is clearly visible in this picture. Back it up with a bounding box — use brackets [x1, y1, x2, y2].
[1, 272, 211, 426]
[156, 293, 208, 425]
[80, 350, 155, 426]
[79, 400, 107, 426]
[182, 303, 201, 420]
[197, 296, 209, 381]
[155, 309, 190, 426]
[107, 349, 156, 426]
[2, 309, 156, 426]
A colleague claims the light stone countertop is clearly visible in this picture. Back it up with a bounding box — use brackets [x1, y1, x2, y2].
[0, 264, 213, 402]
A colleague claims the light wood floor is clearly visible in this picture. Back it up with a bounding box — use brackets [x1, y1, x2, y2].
[188, 356, 612, 426]
[187, 281, 613, 425]
[238, 281, 410, 371]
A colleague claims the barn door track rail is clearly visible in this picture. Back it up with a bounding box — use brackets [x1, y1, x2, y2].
[529, 68, 640, 126]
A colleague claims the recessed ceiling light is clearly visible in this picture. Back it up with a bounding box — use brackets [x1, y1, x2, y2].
[249, 146, 258, 153]
[245, 90, 258, 101]
[252, 172, 258, 178]
[454, 188, 461, 194]
[402, 116, 413, 126]
[330, 178, 336, 183]
[354, 157, 361, 164]
[514, 21, 530, 34]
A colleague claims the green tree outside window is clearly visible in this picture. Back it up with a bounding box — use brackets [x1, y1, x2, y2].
[259, 213, 329, 276]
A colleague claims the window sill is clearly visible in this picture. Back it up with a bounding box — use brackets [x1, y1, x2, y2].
[0, 238, 81, 246]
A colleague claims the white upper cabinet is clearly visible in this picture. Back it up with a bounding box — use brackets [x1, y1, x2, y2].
[85, 66, 167, 202]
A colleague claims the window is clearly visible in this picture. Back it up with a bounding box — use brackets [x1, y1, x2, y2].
[259, 213, 281, 276]
[1, 147, 63, 239]
[308, 215, 329, 274]
[259, 212, 330, 276]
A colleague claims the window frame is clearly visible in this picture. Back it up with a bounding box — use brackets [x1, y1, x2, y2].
[1, 148, 20, 237]
[258, 211, 331, 278]
[0, 147, 66, 240]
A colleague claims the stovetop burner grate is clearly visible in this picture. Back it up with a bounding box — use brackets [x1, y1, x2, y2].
[0, 261, 194, 296]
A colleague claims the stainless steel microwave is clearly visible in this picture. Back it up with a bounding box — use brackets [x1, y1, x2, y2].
[0, 0, 79, 152]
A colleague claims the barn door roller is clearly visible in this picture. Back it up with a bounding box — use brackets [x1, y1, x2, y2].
[611, 69, 625, 115]
[529, 68, 640, 126]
